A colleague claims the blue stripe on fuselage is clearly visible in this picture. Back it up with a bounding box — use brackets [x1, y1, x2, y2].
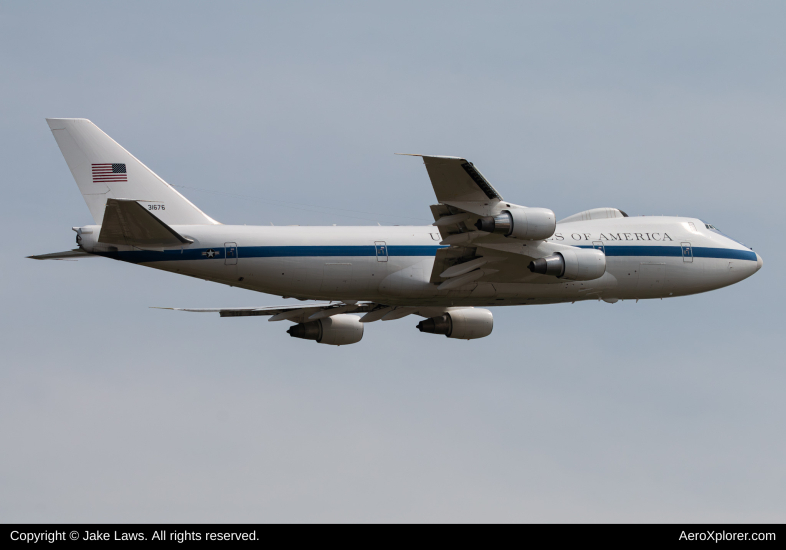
[106, 245, 444, 263]
[101, 244, 757, 264]
[240, 245, 441, 257]
[577, 245, 756, 261]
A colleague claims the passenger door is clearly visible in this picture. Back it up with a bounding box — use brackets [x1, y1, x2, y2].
[681, 242, 693, 263]
[225, 242, 238, 265]
[375, 241, 388, 262]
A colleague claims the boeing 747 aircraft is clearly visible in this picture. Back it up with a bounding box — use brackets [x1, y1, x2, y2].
[31, 119, 762, 345]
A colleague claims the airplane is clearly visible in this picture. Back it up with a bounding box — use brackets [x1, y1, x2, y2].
[30, 118, 763, 345]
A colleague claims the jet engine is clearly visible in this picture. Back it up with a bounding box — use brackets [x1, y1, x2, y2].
[528, 249, 606, 281]
[475, 208, 556, 240]
[287, 314, 364, 345]
[416, 308, 493, 340]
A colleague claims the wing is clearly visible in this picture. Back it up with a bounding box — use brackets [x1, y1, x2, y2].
[401, 154, 593, 286]
[153, 302, 453, 323]
[427, 239, 588, 287]
[398, 154, 503, 203]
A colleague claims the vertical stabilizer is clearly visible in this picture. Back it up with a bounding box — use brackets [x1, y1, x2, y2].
[46, 118, 219, 226]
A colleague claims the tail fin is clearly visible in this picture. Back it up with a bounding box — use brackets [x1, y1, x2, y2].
[46, 118, 219, 226]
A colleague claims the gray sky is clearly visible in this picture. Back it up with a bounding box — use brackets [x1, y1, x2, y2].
[1, 1, 784, 522]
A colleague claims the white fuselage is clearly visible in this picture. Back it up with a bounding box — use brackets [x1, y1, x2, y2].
[77, 216, 761, 307]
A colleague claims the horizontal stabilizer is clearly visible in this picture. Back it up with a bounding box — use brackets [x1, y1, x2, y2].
[27, 249, 95, 260]
[99, 198, 193, 248]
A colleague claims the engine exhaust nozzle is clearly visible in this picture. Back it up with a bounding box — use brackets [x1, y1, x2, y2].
[287, 321, 321, 340]
[528, 254, 566, 277]
[416, 315, 452, 335]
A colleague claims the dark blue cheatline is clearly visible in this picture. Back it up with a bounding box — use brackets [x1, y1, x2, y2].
[102, 244, 757, 264]
[106, 245, 445, 264]
[240, 245, 441, 257]
[576, 245, 756, 262]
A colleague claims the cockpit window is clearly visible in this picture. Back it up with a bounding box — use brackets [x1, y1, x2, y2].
[701, 221, 750, 249]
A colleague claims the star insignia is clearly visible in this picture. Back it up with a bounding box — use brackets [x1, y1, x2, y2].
[202, 249, 216, 258]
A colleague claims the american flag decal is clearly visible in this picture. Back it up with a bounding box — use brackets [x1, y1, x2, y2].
[92, 163, 127, 183]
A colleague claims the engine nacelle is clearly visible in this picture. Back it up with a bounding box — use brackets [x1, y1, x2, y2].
[287, 314, 364, 345]
[416, 308, 493, 340]
[528, 249, 606, 281]
[475, 208, 556, 241]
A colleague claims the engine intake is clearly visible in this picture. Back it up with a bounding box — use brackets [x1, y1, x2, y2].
[416, 308, 493, 340]
[287, 314, 364, 345]
[528, 249, 606, 281]
[475, 208, 555, 241]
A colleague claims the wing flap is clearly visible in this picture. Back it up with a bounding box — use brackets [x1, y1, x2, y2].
[428, 246, 477, 283]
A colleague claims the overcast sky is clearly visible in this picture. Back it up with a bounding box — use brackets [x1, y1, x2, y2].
[1, 1, 784, 522]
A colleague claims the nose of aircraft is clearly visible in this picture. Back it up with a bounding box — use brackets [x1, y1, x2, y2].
[728, 250, 762, 285]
